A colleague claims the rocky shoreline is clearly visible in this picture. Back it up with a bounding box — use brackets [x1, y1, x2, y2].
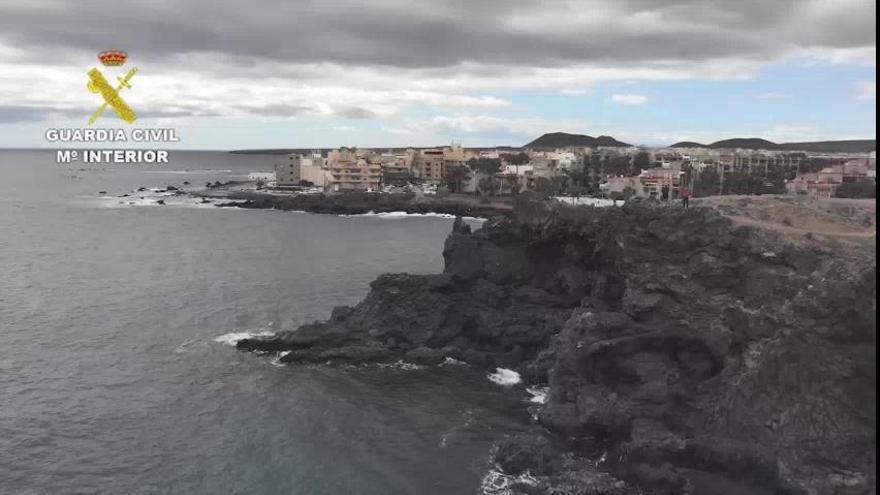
[206, 190, 514, 218]
[239, 201, 876, 494]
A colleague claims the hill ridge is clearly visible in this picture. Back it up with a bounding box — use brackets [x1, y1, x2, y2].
[670, 138, 875, 153]
[525, 132, 631, 148]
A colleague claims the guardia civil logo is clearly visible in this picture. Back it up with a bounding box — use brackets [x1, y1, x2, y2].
[87, 50, 138, 125]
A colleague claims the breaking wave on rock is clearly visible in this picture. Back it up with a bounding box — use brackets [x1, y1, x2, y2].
[345, 210, 486, 222]
[270, 350, 291, 367]
[213, 331, 275, 346]
[480, 467, 539, 495]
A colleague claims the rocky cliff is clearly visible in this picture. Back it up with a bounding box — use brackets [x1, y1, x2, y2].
[239, 202, 876, 494]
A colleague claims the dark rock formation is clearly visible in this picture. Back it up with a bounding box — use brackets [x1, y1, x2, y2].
[214, 192, 512, 218]
[239, 202, 875, 494]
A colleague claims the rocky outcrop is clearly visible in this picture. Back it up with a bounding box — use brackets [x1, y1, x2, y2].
[212, 191, 512, 218]
[239, 202, 876, 494]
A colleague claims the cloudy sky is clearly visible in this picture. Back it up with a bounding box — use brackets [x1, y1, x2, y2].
[0, 0, 875, 149]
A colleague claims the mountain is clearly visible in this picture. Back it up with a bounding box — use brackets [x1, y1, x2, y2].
[228, 137, 873, 155]
[668, 138, 875, 153]
[708, 138, 778, 150]
[525, 132, 631, 148]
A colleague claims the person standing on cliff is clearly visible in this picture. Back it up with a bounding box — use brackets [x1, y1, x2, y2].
[680, 186, 690, 208]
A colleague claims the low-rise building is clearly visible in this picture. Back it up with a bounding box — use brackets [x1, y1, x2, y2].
[601, 176, 644, 197]
[786, 161, 874, 198]
[602, 167, 682, 199]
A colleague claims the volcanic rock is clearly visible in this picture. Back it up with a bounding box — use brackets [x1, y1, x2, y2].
[238, 201, 876, 494]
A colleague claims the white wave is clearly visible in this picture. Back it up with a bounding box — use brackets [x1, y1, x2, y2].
[173, 338, 199, 354]
[487, 368, 521, 386]
[526, 386, 549, 404]
[350, 210, 452, 219]
[270, 350, 292, 367]
[94, 194, 247, 209]
[439, 356, 468, 367]
[376, 360, 423, 370]
[346, 210, 486, 222]
[142, 169, 233, 174]
[212, 331, 274, 346]
[480, 468, 539, 495]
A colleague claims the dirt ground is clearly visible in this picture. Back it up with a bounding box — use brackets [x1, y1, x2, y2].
[692, 195, 876, 263]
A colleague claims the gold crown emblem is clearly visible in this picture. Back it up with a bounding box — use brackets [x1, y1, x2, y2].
[98, 50, 127, 66]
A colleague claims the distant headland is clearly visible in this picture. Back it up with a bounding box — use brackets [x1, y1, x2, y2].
[229, 132, 875, 154]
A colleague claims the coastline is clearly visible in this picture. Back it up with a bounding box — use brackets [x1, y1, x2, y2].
[237, 200, 876, 495]
[201, 189, 515, 218]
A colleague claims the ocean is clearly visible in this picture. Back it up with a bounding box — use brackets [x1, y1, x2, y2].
[0, 150, 526, 494]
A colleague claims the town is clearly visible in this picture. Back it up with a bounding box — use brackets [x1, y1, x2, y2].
[271, 137, 877, 201]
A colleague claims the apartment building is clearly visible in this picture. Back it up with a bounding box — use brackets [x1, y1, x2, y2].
[410, 143, 474, 184]
[377, 152, 412, 186]
[414, 149, 446, 183]
[327, 148, 381, 192]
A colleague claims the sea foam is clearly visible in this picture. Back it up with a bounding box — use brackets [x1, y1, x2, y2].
[270, 350, 291, 367]
[439, 356, 468, 367]
[212, 331, 274, 346]
[480, 467, 539, 494]
[376, 360, 423, 370]
[487, 368, 521, 386]
[526, 386, 549, 404]
[347, 211, 485, 222]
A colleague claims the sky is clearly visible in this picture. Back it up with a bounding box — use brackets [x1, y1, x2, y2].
[0, 0, 875, 149]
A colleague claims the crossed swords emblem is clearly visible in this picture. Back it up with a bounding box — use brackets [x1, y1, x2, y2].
[87, 67, 138, 125]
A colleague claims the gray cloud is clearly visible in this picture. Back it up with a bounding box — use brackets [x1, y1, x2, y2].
[0, 104, 219, 123]
[337, 106, 378, 119]
[0, 0, 873, 130]
[0, 0, 874, 69]
[0, 105, 85, 123]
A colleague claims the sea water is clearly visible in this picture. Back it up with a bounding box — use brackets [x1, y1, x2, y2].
[0, 149, 525, 494]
